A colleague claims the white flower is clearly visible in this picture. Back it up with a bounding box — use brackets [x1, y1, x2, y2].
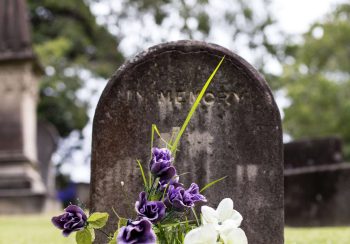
[219, 224, 248, 244]
[184, 224, 218, 244]
[201, 198, 243, 231]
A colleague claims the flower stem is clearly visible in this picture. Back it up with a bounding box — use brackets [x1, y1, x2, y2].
[96, 228, 110, 238]
[147, 177, 156, 199]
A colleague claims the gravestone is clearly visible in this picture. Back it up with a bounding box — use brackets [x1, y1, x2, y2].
[90, 40, 283, 243]
[284, 136, 350, 226]
[284, 137, 342, 169]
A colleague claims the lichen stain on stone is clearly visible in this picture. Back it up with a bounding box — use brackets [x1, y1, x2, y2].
[157, 92, 173, 122]
[186, 130, 214, 159]
[247, 164, 258, 182]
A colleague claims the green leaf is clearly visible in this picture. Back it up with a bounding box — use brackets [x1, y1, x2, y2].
[87, 226, 95, 242]
[200, 176, 227, 193]
[87, 212, 109, 229]
[108, 230, 118, 244]
[76, 228, 92, 244]
[118, 218, 128, 229]
[171, 56, 225, 155]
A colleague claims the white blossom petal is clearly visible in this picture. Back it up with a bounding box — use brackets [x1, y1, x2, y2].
[184, 224, 218, 244]
[217, 198, 234, 222]
[222, 210, 243, 228]
[220, 227, 248, 244]
[201, 206, 218, 225]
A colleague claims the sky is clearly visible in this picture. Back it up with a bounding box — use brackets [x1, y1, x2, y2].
[57, 0, 347, 183]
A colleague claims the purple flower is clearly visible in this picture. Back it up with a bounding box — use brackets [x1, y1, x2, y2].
[135, 192, 166, 223]
[159, 175, 183, 191]
[51, 205, 87, 236]
[165, 183, 207, 211]
[117, 219, 156, 244]
[150, 148, 176, 183]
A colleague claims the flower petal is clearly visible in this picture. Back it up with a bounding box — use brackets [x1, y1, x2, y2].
[216, 198, 234, 222]
[219, 211, 243, 230]
[184, 225, 218, 244]
[201, 206, 218, 225]
[220, 227, 248, 244]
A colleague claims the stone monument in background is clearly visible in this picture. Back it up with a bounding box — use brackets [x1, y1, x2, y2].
[0, 0, 53, 213]
[90, 41, 283, 243]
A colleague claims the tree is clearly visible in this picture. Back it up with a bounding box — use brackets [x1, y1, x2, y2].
[28, 0, 124, 137]
[89, 0, 281, 74]
[280, 4, 350, 158]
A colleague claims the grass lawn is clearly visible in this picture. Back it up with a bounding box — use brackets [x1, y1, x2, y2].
[1, 214, 350, 243]
[285, 226, 350, 244]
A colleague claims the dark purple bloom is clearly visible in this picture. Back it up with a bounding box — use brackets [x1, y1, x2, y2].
[135, 192, 166, 223]
[150, 148, 176, 180]
[51, 205, 87, 236]
[165, 183, 207, 211]
[159, 175, 183, 191]
[117, 219, 156, 244]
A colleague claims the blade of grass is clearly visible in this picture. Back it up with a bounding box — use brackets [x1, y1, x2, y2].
[200, 176, 227, 193]
[111, 207, 120, 220]
[136, 160, 148, 189]
[151, 124, 173, 150]
[191, 207, 200, 226]
[171, 56, 225, 155]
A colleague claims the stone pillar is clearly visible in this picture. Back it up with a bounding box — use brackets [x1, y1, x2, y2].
[0, 0, 46, 213]
[0, 61, 46, 213]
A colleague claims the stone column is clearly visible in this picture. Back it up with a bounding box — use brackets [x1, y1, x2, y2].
[0, 61, 46, 214]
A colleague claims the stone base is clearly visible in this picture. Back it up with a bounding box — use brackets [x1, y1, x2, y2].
[0, 161, 47, 214]
[0, 194, 45, 214]
[285, 163, 350, 226]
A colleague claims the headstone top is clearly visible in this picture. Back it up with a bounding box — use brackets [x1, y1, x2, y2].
[99, 40, 276, 109]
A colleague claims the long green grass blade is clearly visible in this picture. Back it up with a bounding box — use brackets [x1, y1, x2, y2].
[191, 207, 200, 226]
[171, 56, 225, 154]
[200, 176, 227, 193]
[136, 159, 148, 189]
[151, 124, 173, 151]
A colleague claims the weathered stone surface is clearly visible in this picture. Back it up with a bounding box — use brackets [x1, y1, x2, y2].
[284, 137, 343, 169]
[285, 163, 350, 226]
[90, 40, 283, 243]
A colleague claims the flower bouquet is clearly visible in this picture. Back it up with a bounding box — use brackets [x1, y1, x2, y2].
[52, 56, 248, 244]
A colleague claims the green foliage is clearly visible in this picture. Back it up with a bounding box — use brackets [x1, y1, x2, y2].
[75, 228, 92, 244]
[280, 3, 350, 158]
[87, 212, 109, 229]
[108, 230, 118, 244]
[28, 0, 124, 137]
[118, 218, 129, 230]
[92, 0, 278, 72]
[200, 176, 227, 193]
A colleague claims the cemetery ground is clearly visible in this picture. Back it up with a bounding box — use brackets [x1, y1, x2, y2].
[0, 214, 350, 244]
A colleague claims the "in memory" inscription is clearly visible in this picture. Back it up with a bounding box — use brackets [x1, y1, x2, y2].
[119, 90, 240, 107]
